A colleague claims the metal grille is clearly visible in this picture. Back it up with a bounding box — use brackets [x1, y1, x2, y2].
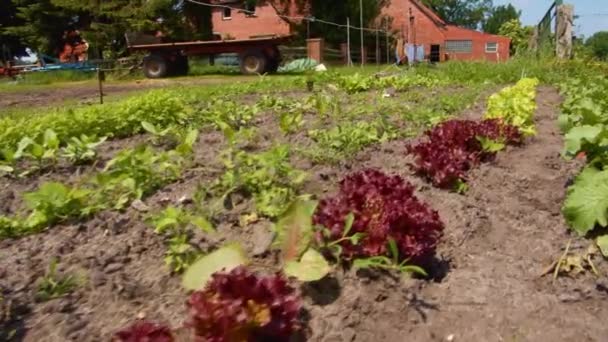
[445, 40, 473, 53]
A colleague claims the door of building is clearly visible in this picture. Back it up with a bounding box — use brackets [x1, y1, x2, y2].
[430, 44, 441, 63]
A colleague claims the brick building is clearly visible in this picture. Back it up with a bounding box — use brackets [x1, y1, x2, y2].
[210, 0, 298, 40]
[382, 0, 511, 62]
[210, 0, 510, 62]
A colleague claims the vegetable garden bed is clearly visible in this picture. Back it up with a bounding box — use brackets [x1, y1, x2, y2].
[1, 66, 608, 342]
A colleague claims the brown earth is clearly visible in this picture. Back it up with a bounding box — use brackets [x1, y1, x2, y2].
[0, 76, 254, 109]
[1, 86, 607, 342]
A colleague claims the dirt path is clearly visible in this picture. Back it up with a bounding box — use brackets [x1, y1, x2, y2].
[304, 87, 608, 342]
[0, 76, 253, 109]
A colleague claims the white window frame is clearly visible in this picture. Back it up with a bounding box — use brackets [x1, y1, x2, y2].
[222, 7, 232, 20]
[485, 42, 498, 53]
[445, 40, 473, 53]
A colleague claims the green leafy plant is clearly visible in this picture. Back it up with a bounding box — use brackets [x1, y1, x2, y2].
[150, 206, 213, 235]
[317, 213, 365, 261]
[36, 259, 78, 301]
[92, 146, 183, 209]
[353, 239, 428, 276]
[165, 233, 201, 274]
[308, 120, 397, 163]
[563, 166, 608, 236]
[61, 134, 107, 164]
[149, 206, 213, 273]
[23, 182, 92, 231]
[279, 110, 304, 135]
[14, 129, 60, 171]
[217, 145, 306, 217]
[484, 78, 539, 136]
[338, 73, 373, 94]
[202, 98, 259, 131]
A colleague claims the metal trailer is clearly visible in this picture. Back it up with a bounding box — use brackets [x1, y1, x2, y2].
[125, 35, 292, 78]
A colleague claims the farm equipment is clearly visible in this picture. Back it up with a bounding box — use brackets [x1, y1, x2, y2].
[126, 33, 291, 78]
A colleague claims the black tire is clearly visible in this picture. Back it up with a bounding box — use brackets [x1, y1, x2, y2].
[172, 55, 189, 76]
[264, 47, 281, 73]
[239, 50, 268, 75]
[143, 54, 168, 78]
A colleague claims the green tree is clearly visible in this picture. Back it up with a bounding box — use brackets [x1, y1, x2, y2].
[498, 19, 533, 55]
[305, 0, 389, 47]
[2, 0, 213, 59]
[483, 4, 520, 34]
[586, 31, 608, 60]
[3, 0, 78, 57]
[0, 0, 28, 58]
[421, 0, 492, 29]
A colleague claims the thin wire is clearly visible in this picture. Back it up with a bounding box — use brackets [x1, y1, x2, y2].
[184, 0, 390, 34]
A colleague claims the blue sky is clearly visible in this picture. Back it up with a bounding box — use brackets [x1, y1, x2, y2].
[494, 0, 608, 38]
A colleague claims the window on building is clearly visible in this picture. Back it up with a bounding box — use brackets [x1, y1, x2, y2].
[222, 7, 232, 20]
[485, 42, 498, 53]
[445, 40, 473, 53]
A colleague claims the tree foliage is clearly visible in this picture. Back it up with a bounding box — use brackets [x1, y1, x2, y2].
[483, 4, 519, 34]
[304, 0, 389, 46]
[421, 0, 492, 29]
[498, 19, 534, 55]
[0, 0, 27, 58]
[1, 0, 212, 58]
[586, 31, 608, 61]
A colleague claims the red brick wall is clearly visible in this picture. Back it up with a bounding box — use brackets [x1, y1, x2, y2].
[381, 0, 510, 62]
[211, 3, 291, 39]
[381, 0, 446, 58]
[444, 27, 511, 62]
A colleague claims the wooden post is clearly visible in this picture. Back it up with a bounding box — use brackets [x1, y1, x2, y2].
[529, 27, 540, 52]
[347, 17, 352, 66]
[385, 21, 390, 64]
[556, 4, 574, 59]
[359, 0, 364, 66]
[376, 28, 380, 65]
[97, 68, 104, 104]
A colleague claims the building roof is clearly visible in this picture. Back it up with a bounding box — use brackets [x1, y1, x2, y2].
[444, 25, 511, 42]
[409, 0, 511, 42]
[410, 0, 446, 27]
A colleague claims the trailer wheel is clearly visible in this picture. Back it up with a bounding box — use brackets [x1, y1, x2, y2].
[240, 50, 267, 75]
[172, 55, 189, 76]
[264, 47, 281, 73]
[143, 54, 168, 78]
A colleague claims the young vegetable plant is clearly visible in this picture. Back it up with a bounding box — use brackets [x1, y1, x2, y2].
[61, 134, 107, 164]
[36, 259, 79, 301]
[407, 119, 521, 190]
[216, 145, 306, 217]
[186, 266, 301, 341]
[353, 239, 428, 277]
[313, 169, 444, 273]
[14, 129, 60, 172]
[23, 182, 92, 232]
[149, 206, 214, 273]
[113, 321, 174, 342]
[484, 77, 539, 136]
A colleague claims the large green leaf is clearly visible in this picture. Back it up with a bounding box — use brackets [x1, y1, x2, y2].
[563, 167, 608, 236]
[284, 248, 330, 282]
[563, 125, 603, 156]
[597, 235, 608, 257]
[182, 244, 248, 291]
[272, 198, 318, 262]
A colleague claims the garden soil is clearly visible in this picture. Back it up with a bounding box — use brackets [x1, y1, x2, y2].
[1, 86, 607, 342]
